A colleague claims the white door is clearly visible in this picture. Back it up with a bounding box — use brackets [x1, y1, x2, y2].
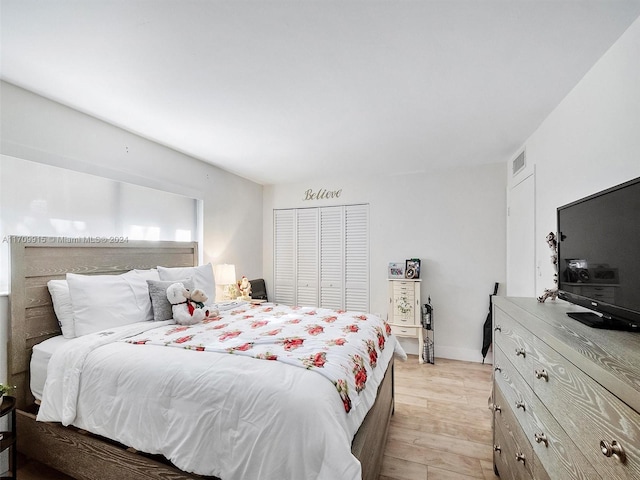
[507, 172, 536, 296]
[296, 208, 319, 307]
[344, 204, 369, 311]
[319, 206, 344, 309]
[274, 209, 295, 305]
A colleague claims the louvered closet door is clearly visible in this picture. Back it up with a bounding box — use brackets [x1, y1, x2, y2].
[273, 205, 369, 311]
[344, 205, 369, 312]
[319, 207, 344, 309]
[274, 209, 295, 305]
[296, 208, 319, 307]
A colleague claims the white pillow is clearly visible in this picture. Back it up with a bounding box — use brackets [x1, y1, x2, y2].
[67, 270, 154, 337]
[157, 263, 215, 301]
[133, 268, 160, 281]
[47, 280, 76, 339]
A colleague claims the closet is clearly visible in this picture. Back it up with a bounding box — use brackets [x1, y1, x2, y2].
[273, 204, 369, 311]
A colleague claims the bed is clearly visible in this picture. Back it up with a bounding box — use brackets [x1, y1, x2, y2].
[8, 237, 399, 480]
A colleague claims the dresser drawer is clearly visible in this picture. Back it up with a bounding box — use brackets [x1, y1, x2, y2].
[493, 419, 517, 480]
[390, 311, 417, 326]
[495, 347, 600, 479]
[532, 338, 640, 479]
[391, 292, 418, 323]
[393, 282, 415, 294]
[389, 324, 419, 338]
[495, 421, 534, 480]
[494, 307, 534, 387]
[526, 382, 600, 479]
[494, 346, 534, 435]
[393, 290, 415, 302]
[493, 385, 533, 479]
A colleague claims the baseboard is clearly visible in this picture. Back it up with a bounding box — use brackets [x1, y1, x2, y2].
[437, 345, 492, 364]
[397, 337, 493, 364]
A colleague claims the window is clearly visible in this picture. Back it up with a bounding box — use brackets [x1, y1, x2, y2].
[0, 155, 199, 292]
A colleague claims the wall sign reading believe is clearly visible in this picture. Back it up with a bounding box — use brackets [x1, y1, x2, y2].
[303, 188, 342, 201]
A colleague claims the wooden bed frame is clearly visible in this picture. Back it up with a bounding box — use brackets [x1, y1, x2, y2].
[8, 237, 394, 480]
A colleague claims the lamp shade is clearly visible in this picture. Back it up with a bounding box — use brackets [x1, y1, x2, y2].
[214, 264, 236, 286]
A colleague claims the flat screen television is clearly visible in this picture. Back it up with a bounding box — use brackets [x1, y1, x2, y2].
[557, 176, 640, 331]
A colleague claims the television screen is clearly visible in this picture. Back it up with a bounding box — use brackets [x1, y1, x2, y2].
[557, 176, 640, 331]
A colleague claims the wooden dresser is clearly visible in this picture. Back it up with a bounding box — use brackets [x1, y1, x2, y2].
[491, 297, 640, 479]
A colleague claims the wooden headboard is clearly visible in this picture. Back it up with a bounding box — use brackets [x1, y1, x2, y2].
[8, 237, 198, 409]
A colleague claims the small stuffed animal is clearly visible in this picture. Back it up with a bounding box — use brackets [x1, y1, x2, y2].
[166, 282, 210, 325]
[188, 288, 208, 309]
[237, 276, 252, 300]
[188, 288, 219, 318]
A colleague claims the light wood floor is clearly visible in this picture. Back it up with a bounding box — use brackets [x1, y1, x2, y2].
[380, 355, 498, 480]
[14, 355, 498, 480]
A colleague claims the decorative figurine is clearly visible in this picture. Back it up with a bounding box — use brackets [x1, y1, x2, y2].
[537, 232, 559, 303]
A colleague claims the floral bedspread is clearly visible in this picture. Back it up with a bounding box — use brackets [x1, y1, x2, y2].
[122, 303, 394, 413]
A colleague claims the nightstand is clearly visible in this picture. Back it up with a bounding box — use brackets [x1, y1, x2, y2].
[0, 396, 16, 479]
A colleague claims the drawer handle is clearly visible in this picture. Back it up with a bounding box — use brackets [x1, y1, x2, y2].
[534, 432, 549, 447]
[493, 445, 501, 453]
[515, 400, 526, 411]
[515, 453, 526, 464]
[600, 440, 626, 462]
[535, 369, 549, 381]
[492, 404, 502, 413]
[494, 364, 502, 373]
[515, 347, 526, 357]
[494, 325, 502, 332]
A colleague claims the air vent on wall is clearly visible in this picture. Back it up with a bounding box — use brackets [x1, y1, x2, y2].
[512, 150, 526, 176]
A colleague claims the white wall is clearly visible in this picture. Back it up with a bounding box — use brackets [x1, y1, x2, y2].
[510, 16, 640, 295]
[0, 81, 264, 383]
[264, 163, 507, 362]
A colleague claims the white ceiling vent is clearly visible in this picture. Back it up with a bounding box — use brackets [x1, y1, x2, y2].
[512, 150, 526, 176]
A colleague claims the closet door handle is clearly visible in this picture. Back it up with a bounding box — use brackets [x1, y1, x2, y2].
[515, 348, 526, 357]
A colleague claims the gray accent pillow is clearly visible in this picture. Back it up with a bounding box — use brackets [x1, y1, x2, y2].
[147, 278, 194, 321]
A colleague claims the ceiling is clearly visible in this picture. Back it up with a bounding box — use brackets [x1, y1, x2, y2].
[2, 1, 640, 186]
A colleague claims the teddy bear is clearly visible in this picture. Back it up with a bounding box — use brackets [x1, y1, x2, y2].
[166, 282, 213, 325]
[189, 288, 209, 309]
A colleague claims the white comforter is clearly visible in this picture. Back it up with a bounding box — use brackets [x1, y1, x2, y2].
[37, 317, 404, 479]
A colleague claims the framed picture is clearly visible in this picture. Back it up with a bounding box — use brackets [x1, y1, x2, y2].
[388, 262, 405, 279]
[405, 258, 421, 279]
